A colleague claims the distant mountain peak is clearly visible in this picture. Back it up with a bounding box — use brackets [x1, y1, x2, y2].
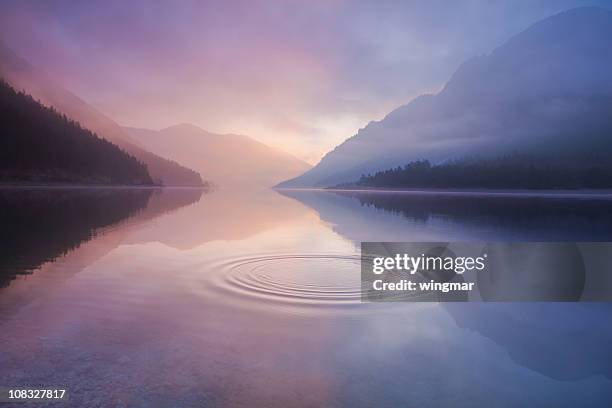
[124, 125, 311, 188]
[161, 123, 205, 133]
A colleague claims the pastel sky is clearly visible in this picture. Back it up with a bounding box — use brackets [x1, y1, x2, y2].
[1, 0, 610, 163]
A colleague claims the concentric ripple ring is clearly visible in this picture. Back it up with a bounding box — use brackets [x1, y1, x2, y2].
[205, 254, 364, 307]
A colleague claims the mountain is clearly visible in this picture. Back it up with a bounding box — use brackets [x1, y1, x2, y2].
[279, 7, 612, 188]
[0, 80, 152, 185]
[124, 124, 311, 187]
[0, 41, 204, 186]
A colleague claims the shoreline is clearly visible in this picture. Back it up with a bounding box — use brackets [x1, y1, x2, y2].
[275, 186, 612, 199]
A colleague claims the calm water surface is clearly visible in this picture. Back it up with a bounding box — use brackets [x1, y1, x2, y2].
[1, 188, 612, 407]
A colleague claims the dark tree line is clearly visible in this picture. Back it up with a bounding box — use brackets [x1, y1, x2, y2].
[0, 79, 154, 185]
[346, 155, 612, 190]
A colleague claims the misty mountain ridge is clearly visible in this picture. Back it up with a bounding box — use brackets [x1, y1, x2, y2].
[0, 41, 204, 186]
[279, 7, 612, 188]
[124, 124, 311, 188]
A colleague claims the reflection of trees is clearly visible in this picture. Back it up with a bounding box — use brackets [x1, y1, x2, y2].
[0, 189, 153, 287]
[339, 191, 612, 240]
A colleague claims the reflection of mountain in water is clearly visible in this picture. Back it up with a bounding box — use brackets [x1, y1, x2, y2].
[0, 188, 203, 288]
[344, 191, 612, 225]
[282, 190, 612, 241]
[1, 188, 150, 287]
[280, 189, 612, 381]
[124, 189, 308, 250]
[444, 303, 612, 380]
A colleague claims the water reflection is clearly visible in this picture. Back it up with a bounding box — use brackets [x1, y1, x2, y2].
[0, 188, 150, 287]
[123, 189, 308, 249]
[0, 187, 202, 316]
[280, 189, 612, 241]
[281, 189, 612, 383]
[444, 303, 612, 381]
[0, 188, 611, 407]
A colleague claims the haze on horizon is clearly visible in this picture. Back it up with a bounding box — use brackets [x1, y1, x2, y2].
[1, 0, 610, 164]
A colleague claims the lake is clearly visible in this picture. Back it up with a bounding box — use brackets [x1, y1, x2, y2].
[1, 187, 612, 407]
